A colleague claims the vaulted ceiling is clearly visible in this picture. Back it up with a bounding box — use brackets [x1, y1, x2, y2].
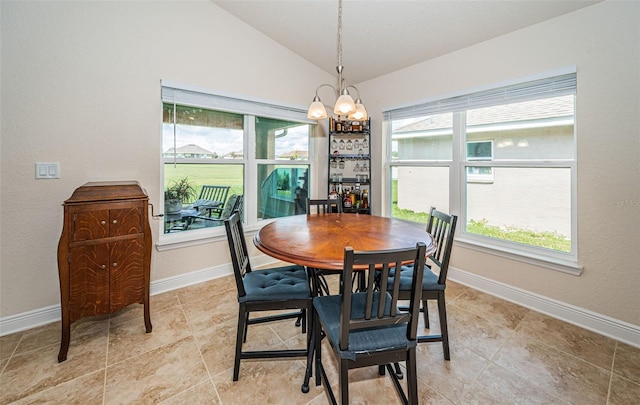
[212, 0, 601, 83]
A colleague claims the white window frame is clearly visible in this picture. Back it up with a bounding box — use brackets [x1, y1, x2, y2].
[384, 69, 581, 275]
[157, 81, 315, 250]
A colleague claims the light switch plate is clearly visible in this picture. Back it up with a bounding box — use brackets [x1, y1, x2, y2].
[35, 162, 60, 179]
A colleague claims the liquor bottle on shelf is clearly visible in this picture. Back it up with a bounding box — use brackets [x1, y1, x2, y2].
[329, 185, 339, 201]
[362, 188, 369, 209]
[343, 188, 352, 209]
[353, 183, 361, 208]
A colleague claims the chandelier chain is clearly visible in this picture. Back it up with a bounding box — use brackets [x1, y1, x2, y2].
[337, 0, 343, 68]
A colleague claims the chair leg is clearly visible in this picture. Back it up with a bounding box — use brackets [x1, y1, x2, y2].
[339, 359, 349, 405]
[405, 349, 419, 405]
[242, 312, 249, 343]
[393, 362, 403, 379]
[301, 309, 314, 393]
[314, 313, 322, 387]
[422, 299, 430, 328]
[233, 304, 247, 381]
[438, 292, 450, 360]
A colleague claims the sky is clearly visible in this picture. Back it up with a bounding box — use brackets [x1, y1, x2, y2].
[163, 124, 309, 157]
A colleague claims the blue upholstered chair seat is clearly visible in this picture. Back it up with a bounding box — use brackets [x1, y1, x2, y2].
[241, 265, 310, 302]
[313, 292, 415, 361]
[387, 265, 445, 291]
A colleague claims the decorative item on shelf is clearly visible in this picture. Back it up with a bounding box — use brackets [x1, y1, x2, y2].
[306, 0, 367, 121]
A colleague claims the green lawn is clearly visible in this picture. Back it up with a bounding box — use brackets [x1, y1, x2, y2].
[391, 180, 570, 252]
[164, 163, 244, 201]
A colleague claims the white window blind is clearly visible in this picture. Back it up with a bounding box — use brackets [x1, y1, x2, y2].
[161, 83, 315, 124]
[383, 72, 577, 121]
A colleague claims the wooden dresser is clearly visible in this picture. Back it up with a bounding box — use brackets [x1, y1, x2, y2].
[57, 181, 152, 362]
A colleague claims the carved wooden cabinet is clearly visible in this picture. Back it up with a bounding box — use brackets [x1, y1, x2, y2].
[57, 181, 152, 362]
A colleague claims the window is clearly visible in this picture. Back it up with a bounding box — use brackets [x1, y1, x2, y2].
[466, 140, 493, 182]
[384, 72, 577, 269]
[161, 84, 313, 240]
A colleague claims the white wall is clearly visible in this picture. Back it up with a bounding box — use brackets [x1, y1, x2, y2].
[362, 1, 640, 326]
[0, 1, 333, 318]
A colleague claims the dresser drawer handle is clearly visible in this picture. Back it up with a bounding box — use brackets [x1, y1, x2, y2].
[112, 220, 118, 224]
[101, 220, 106, 225]
[100, 264, 106, 269]
[112, 262, 117, 267]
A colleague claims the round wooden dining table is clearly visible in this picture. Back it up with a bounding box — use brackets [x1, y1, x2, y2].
[254, 213, 436, 270]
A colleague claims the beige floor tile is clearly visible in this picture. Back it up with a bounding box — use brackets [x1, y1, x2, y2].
[269, 316, 311, 344]
[459, 362, 566, 404]
[517, 311, 616, 370]
[0, 332, 22, 361]
[176, 276, 236, 306]
[195, 318, 239, 376]
[109, 290, 181, 328]
[413, 344, 489, 404]
[104, 336, 208, 405]
[159, 380, 221, 405]
[493, 332, 611, 404]
[107, 305, 191, 365]
[446, 304, 515, 359]
[11, 322, 61, 356]
[0, 328, 108, 403]
[197, 314, 307, 380]
[608, 373, 640, 405]
[181, 291, 239, 337]
[212, 358, 323, 405]
[442, 280, 473, 302]
[452, 289, 530, 330]
[613, 341, 640, 385]
[10, 369, 105, 405]
[14, 316, 109, 357]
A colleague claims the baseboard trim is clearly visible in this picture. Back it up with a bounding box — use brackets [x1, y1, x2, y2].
[3, 260, 638, 349]
[0, 262, 236, 337]
[448, 267, 640, 348]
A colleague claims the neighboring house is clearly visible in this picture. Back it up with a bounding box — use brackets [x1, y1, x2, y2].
[393, 95, 574, 236]
[164, 144, 217, 159]
[223, 150, 244, 159]
[278, 150, 308, 160]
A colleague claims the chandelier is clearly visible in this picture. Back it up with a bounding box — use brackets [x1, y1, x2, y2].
[307, 0, 368, 121]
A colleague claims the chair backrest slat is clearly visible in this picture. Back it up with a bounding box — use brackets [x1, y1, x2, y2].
[339, 243, 427, 351]
[224, 212, 252, 298]
[199, 185, 230, 204]
[426, 207, 458, 286]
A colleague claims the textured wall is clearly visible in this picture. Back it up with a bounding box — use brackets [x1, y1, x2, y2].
[0, 1, 332, 318]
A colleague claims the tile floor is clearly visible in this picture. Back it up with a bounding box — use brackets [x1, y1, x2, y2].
[1, 274, 639, 404]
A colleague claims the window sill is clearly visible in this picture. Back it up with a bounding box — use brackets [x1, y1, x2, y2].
[156, 223, 261, 251]
[454, 236, 582, 276]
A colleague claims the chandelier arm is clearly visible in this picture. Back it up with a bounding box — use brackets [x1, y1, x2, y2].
[314, 83, 339, 99]
[346, 85, 360, 99]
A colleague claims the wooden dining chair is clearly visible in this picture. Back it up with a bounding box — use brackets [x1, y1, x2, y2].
[306, 198, 342, 296]
[310, 243, 427, 405]
[224, 212, 313, 381]
[387, 207, 457, 362]
[307, 198, 342, 214]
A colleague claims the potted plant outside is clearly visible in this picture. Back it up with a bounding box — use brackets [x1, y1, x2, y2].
[165, 177, 198, 214]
